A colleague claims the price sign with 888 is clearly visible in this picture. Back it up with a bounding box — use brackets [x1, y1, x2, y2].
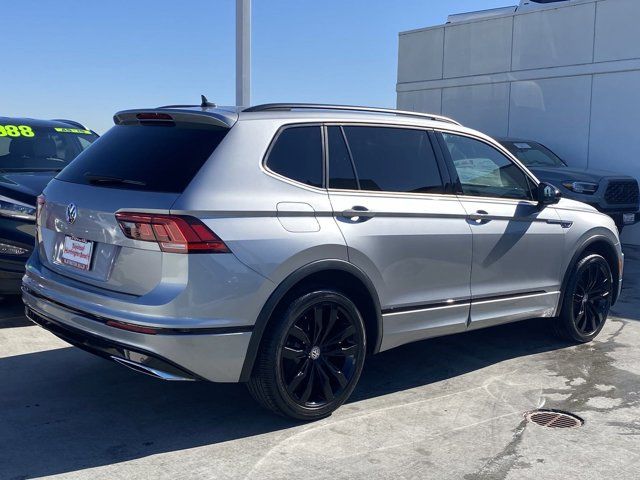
[0, 125, 35, 137]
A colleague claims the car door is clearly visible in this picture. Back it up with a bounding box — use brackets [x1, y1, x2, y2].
[326, 124, 473, 351]
[436, 131, 567, 330]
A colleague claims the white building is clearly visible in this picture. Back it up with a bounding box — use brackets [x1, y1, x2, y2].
[396, 0, 640, 243]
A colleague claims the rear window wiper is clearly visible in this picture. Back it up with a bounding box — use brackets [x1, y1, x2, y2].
[84, 173, 147, 186]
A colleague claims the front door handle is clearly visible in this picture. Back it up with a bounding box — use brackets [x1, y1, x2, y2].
[468, 210, 491, 224]
[340, 206, 373, 223]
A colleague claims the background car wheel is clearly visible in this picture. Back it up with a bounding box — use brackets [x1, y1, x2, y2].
[248, 290, 366, 421]
[554, 254, 613, 343]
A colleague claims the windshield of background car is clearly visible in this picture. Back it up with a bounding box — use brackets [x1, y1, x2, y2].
[0, 123, 98, 172]
[501, 141, 566, 168]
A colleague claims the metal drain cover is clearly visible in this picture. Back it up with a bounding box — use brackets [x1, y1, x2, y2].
[525, 409, 584, 429]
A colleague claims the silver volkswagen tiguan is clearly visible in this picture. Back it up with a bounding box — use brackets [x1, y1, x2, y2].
[22, 102, 623, 420]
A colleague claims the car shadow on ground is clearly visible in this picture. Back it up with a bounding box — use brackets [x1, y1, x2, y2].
[1, 317, 572, 479]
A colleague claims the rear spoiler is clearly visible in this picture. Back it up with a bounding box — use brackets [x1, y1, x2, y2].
[113, 108, 238, 129]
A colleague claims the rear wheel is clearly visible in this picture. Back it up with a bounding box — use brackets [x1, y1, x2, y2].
[248, 290, 366, 420]
[554, 254, 613, 343]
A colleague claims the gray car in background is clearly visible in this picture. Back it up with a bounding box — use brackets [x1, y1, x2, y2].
[498, 138, 640, 231]
[22, 102, 623, 420]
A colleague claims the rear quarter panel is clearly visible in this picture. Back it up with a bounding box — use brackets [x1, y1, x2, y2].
[172, 119, 348, 288]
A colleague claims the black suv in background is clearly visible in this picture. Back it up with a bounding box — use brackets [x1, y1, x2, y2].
[498, 138, 640, 231]
[0, 117, 98, 294]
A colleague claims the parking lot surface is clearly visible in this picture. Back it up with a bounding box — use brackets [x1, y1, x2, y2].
[2, 248, 640, 480]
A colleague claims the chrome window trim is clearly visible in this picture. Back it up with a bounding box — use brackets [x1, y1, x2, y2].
[326, 187, 461, 202]
[324, 121, 449, 197]
[259, 120, 542, 203]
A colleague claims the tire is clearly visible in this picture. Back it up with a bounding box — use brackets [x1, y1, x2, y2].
[247, 290, 366, 421]
[554, 254, 613, 343]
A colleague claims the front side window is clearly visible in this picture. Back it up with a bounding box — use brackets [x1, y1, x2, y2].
[340, 126, 443, 194]
[441, 133, 533, 200]
[266, 126, 323, 188]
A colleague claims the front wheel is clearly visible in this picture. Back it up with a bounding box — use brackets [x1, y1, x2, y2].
[554, 254, 613, 343]
[248, 290, 366, 420]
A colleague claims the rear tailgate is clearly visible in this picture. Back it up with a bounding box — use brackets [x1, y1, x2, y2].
[38, 180, 178, 296]
[37, 109, 234, 296]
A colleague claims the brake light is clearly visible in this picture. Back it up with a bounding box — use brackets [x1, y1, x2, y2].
[115, 212, 230, 254]
[135, 112, 173, 121]
[36, 194, 45, 228]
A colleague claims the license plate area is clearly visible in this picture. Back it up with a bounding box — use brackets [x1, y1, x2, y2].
[623, 213, 636, 225]
[61, 235, 94, 271]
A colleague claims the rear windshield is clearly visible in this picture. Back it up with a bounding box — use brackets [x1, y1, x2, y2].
[0, 123, 97, 172]
[57, 124, 228, 193]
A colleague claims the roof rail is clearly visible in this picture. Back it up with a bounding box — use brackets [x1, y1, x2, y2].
[243, 103, 462, 126]
[51, 119, 87, 129]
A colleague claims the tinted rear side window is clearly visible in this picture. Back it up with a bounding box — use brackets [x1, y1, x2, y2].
[342, 126, 443, 193]
[57, 124, 227, 193]
[328, 126, 358, 190]
[266, 126, 323, 188]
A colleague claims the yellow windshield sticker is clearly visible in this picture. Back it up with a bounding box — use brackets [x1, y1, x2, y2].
[0, 125, 35, 137]
[54, 127, 92, 135]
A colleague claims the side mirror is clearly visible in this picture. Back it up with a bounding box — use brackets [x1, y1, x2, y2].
[537, 182, 561, 207]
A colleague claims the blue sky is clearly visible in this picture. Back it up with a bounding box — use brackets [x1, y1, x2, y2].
[2, 0, 509, 133]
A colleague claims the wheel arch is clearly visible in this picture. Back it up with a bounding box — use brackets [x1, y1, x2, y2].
[558, 235, 621, 313]
[239, 259, 383, 382]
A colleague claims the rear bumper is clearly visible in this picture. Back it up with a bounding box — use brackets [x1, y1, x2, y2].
[25, 306, 200, 381]
[22, 286, 253, 383]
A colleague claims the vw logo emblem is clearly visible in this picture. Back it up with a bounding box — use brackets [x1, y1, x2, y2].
[66, 203, 78, 224]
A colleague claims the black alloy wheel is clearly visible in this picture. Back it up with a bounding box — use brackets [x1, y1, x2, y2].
[554, 254, 613, 343]
[572, 260, 612, 335]
[280, 300, 360, 407]
[248, 290, 366, 420]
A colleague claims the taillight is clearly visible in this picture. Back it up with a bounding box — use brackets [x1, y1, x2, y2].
[115, 212, 230, 254]
[36, 194, 45, 228]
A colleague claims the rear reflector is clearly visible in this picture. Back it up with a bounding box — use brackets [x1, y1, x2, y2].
[115, 212, 230, 254]
[106, 320, 159, 335]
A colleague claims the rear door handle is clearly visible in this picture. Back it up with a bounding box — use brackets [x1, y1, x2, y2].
[340, 206, 374, 222]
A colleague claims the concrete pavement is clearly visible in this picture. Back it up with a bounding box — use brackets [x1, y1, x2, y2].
[1, 248, 639, 480]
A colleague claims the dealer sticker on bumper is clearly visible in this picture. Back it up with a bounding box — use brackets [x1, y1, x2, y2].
[61, 235, 94, 271]
[623, 213, 636, 225]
